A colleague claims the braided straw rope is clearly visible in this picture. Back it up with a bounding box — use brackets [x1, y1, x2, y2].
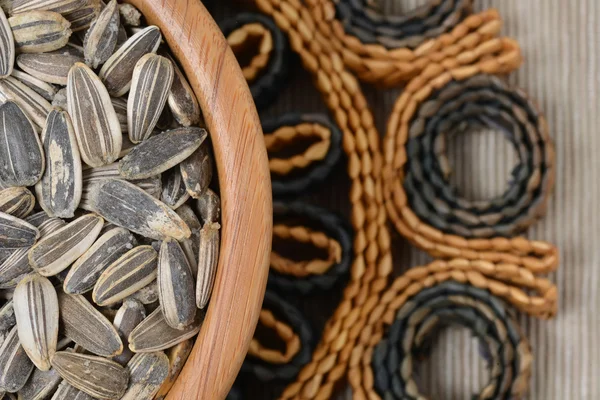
[249, 309, 302, 364]
[252, 0, 558, 398]
[271, 224, 342, 277]
[227, 22, 274, 82]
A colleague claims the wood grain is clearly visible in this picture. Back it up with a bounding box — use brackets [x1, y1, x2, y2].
[125, 1, 272, 399]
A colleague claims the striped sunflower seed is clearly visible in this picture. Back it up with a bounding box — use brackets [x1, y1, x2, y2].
[85, 179, 191, 241]
[83, 0, 119, 69]
[118, 4, 140, 27]
[110, 97, 127, 133]
[50, 380, 93, 400]
[51, 88, 67, 110]
[180, 140, 213, 199]
[67, 62, 122, 167]
[0, 101, 44, 187]
[0, 187, 35, 219]
[0, 76, 52, 129]
[13, 275, 59, 371]
[196, 222, 220, 309]
[120, 352, 169, 400]
[119, 127, 207, 180]
[164, 53, 201, 127]
[128, 307, 203, 353]
[10, 70, 57, 102]
[48, 41, 82, 57]
[0, 218, 65, 289]
[81, 163, 161, 199]
[92, 245, 158, 306]
[8, 11, 72, 53]
[0, 300, 15, 333]
[35, 109, 82, 218]
[0, 212, 39, 250]
[112, 298, 145, 366]
[16, 366, 61, 400]
[16, 53, 82, 86]
[127, 281, 157, 305]
[195, 188, 221, 224]
[61, 0, 100, 32]
[10, 0, 87, 15]
[0, 326, 34, 393]
[28, 214, 103, 276]
[158, 239, 196, 330]
[0, 7, 14, 78]
[161, 168, 190, 210]
[23, 212, 50, 228]
[98, 25, 161, 97]
[175, 205, 201, 276]
[63, 227, 135, 294]
[57, 291, 123, 357]
[51, 352, 128, 400]
[127, 53, 173, 143]
[153, 339, 194, 400]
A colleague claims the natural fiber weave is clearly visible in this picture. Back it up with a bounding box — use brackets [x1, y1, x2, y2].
[249, 309, 302, 364]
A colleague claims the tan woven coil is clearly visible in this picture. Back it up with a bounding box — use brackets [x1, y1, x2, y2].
[249, 309, 302, 364]
[227, 22, 274, 82]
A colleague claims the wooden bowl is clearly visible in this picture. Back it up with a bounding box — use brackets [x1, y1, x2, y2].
[125, 0, 272, 399]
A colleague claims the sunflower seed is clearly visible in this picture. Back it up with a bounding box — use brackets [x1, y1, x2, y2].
[64, 227, 135, 294]
[92, 245, 158, 306]
[98, 25, 161, 97]
[11, 0, 86, 15]
[57, 291, 123, 357]
[8, 11, 72, 53]
[158, 239, 196, 330]
[128, 307, 203, 353]
[0, 8, 14, 79]
[175, 205, 201, 276]
[0, 212, 39, 250]
[110, 97, 127, 133]
[85, 179, 191, 240]
[51, 352, 128, 400]
[161, 168, 190, 210]
[153, 339, 193, 400]
[180, 141, 212, 199]
[0, 0, 11, 14]
[0, 187, 35, 219]
[83, 0, 119, 69]
[23, 212, 49, 229]
[196, 222, 220, 309]
[51, 88, 67, 109]
[121, 352, 169, 400]
[67, 62, 122, 167]
[0, 101, 44, 187]
[112, 298, 145, 366]
[10, 70, 57, 102]
[0, 326, 34, 393]
[62, 0, 100, 32]
[119, 127, 207, 179]
[16, 365, 61, 400]
[28, 214, 103, 276]
[35, 110, 82, 218]
[0, 76, 52, 129]
[13, 275, 59, 371]
[118, 4, 140, 27]
[127, 54, 173, 143]
[16, 53, 82, 86]
[81, 163, 161, 200]
[50, 380, 93, 400]
[0, 301, 14, 333]
[164, 53, 201, 127]
[195, 188, 220, 225]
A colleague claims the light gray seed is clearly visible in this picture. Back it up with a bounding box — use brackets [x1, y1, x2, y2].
[0, 101, 44, 187]
[119, 127, 207, 180]
[0, 187, 34, 219]
[0, 300, 14, 333]
[0, 212, 39, 250]
[16, 53, 82, 86]
[196, 222, 220, 309]
[61, 0, 101, 32]
[175, 205, 201, 276]
[164, 53, 201, 127]
[180, 140, 213, 199]
[158, 239, 196, 330]
[50, 380, 93, 400]
[83, 0, 119, 69]
[195, 188, 221, 224]
[28, 214, 103, 276]
[161, 168, 190, 210]
[67, 62, 122, 167]
[10, 70, 57, 102]
[127, 280, 158, 305]
[57, 291, 123, 357]
[110, 97, 127, 133]
[35, 110, 82, 218]
[0, 76, 52, 129]
[16, 365, 61, 400]
[92, 245, 158, 306]
[153, 339, 194, 400]
[11, 0, 87, 15]
[85, 179, 191, 240]
[8, 11, 72, 53]
[51, 88, 67, 110]
[121, 352, 169, 400]
[118, 4, 141, 27]
[0, 326, 34, 393]
[23, 212, 49, 228]
[0, 7, 14, 78]
[51, 352, 128, 400]
[112, 298, 145, 366]
[63, 227, 135, 294]
[127, 54, 173, 143]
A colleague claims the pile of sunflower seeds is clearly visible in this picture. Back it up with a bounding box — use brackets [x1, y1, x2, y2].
[0, 1, 222, 399]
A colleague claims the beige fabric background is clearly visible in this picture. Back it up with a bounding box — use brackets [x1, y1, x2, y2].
[216, 0, 600, 398]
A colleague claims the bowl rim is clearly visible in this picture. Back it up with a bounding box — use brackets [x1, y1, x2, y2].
[125, 1, 272, 399]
